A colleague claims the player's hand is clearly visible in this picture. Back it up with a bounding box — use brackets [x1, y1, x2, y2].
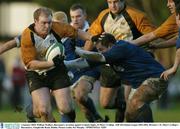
[160, 67, 176, 81]
[52, 55, 64, 67]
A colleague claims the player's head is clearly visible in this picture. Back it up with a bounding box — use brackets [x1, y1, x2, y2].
[70, 3, 87, 29]
[53, 11, 68, 23]
[106, 0, 126, 14]
[167, 0, 176, 13]
[33, 7, 53, 37]
[92, 33, 116, 52]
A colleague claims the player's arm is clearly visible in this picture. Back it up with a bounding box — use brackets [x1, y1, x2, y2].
[83, 40, 94, 51]
[64, 57, 104, 70]
[131, 32, 156, 46]
[161, 14, 180, 80]
[0, 39, 17, 55]
[75, 47, 106, 62]
[26, 60, 54, 70]
[83, 12, 104, 51]
[77, 29, 92, 44]
[161, 48, 180, 80]
[149, 36, 177, 49]
[64, 58, 90, 69]
[77, 30, 94, 51]
[21, 29, 55, 70]
[63, 47, 106, 69]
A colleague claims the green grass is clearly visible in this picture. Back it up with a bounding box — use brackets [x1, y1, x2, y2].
[0, 104, 180, 122]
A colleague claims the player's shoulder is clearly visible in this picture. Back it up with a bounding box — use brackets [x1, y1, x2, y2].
[97, 8, 110, 19]
[165, 13, 176, 23]
[21, 26, 33, 45]
[52, 21, 77, 38]
[52, 21, 72, 30]
[126, 6, 146, 18]
[22, 26, 31, 36]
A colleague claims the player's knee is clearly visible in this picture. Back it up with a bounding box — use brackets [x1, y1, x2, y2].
[38, 106, 49, 118]
[100, 99, 111, 109]
[129, 97, 140, 110]
[59, 104, 73, 114]
[33, 109, 40, 118]
[74, 88, 88, 103]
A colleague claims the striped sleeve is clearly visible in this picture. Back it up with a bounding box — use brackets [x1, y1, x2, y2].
[153, 14, 178, 38]
[52, 22, 78, 39]
[127, 7, 156, 34]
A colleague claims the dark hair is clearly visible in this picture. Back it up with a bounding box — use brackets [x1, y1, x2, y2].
[174, 0, 180, 6]
[70, 3, 86, 15]
[33, 7, 52, 20]
[176, 3, 180, 15]
[91, 33, 116, 47]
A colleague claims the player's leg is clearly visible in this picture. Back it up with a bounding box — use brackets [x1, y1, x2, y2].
[52, 87, 75, 122]
[26, 71, 55, 122]
[124, 85, 132, 102]
[115, 86, 126, 122]
[100, 65, 125, 122]
[52, 68, 75, 122]
[31, 87, 55, 122]
[125, 78, 168, 122]
[25, 100, 36, 122]
[100, 87, 116, 109]
[73, 75, 105, 122]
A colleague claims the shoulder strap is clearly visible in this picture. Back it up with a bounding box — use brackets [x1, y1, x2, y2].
[30, 32, 35, 46]
[28, 24, 36, 46]
[101, 12, 109, 32]
[121, 10, 142, 39]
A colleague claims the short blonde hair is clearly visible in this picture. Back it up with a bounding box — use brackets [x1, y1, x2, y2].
[53, 11, 68, 23]
[34, 7, 52, 20]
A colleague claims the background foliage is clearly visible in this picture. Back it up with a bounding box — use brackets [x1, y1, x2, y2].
[1, 0, 170, 25]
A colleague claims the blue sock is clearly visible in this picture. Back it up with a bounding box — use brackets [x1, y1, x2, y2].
[82, 97, 102, 121]
[61, 110, 75, 122]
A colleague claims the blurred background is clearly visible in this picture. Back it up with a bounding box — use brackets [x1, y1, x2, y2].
[0, 0, 180, 122]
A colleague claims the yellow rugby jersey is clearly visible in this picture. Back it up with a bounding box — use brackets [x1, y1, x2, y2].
[21, 22, 78, 67]
[88, 7, 156, 41]
[153, 13, 178, 39]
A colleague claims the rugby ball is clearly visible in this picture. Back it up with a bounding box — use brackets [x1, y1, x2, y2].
[45, 42, 65, 62]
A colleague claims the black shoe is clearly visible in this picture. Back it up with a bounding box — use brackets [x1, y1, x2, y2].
[14, 105, 23, 112]
[26, 116, 36, 122]
[95, 115, 109, 122]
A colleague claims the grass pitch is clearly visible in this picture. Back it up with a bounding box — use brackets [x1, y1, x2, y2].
[0, 103, 180, 122]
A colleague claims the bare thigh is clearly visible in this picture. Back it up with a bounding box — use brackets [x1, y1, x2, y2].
[100, 87, 117, 107]
[31, 87, 51, 117]
[52, 87, 73, 114]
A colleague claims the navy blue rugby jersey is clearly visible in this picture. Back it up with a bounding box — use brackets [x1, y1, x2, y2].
[102, 40, 165, 88]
